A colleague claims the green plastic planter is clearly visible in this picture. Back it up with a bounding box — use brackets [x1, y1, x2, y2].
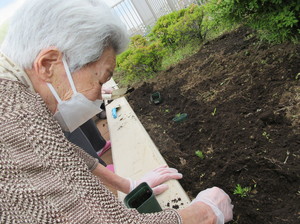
[172, 113, 188, 122]
[150, 92, 162, 105]
[124, 182, 162, 213]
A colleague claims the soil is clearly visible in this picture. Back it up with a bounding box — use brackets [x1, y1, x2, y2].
[127, 26, 300, 224]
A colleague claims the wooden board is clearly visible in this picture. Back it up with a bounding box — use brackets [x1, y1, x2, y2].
[105, 79, 191, 210]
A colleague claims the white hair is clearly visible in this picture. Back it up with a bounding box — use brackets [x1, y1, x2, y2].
[1, 0, 129, 72]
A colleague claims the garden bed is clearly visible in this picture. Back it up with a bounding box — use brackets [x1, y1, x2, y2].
[127, 26, 300, 224]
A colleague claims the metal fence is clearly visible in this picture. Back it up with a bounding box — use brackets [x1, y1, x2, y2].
[111, 0, 204, 36]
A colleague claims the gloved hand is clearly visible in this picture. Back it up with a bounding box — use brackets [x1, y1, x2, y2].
[101, 86, 114, 94]
[129, 165, 183, 195]
[192, 187, 233, 224]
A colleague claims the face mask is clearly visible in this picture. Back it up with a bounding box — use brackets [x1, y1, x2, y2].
[47, 57, 102, 133]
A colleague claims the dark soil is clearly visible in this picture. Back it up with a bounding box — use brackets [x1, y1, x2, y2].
[127, 26, 300, 224]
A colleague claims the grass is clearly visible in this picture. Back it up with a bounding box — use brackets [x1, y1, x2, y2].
[161, 42, 201, 70]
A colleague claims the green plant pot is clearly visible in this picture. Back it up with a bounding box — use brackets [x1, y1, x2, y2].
[150, 92, 162, 105]
[172, 113, 188, 122]
[124, 182, 162, 213]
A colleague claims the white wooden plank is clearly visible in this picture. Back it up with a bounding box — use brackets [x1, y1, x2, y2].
[105, 79, 191, 210]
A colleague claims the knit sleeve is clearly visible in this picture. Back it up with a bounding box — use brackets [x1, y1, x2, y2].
[0, 80, 183, 223]
[72, 145, 99, 171]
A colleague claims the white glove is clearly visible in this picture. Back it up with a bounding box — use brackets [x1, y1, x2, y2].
[129, 165, 183, 195]
[192, 187, 233, 224]
[101, 86, 114, 94]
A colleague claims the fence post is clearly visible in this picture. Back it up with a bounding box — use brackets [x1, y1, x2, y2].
[145, 0, 157, 21]
[166, 0, 177, 11]
[130, 0, 147, 26]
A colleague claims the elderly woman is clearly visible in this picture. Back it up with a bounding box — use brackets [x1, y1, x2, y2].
[0, 0, 233, 223]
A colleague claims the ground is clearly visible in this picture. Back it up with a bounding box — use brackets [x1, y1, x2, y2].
[127, 26, 300, 224]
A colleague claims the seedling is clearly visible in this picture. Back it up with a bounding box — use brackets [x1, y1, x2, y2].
[262, 131, 272, 143]
[211, 108, 217, 116]
[260, 59, 267, 65]
[195, 150, 204, 159]
[165, 109, 170, 113]
[244, 50, 250, 56]
[296, 73, 300, 80]
[233, 184, 251, 197]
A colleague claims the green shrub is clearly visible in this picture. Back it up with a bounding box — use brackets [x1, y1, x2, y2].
[117, 35, 166, 82]
[128, 34, 147, 48]
[116, 5, 207, 83]
[150, 4, 204, 49]
[203, 0, 300, 43]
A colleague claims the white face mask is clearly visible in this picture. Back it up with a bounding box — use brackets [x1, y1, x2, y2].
[47, 57, 102, 133]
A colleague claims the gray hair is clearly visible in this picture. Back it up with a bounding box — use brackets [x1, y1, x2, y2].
[1, 0, 129, 72]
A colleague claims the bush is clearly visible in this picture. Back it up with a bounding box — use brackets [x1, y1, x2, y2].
[150, 4, 204, 49]
[116, 5, 206, 84]
[203, 0, 300, 43]
[117, 35, 166, 82]
[116, 0, 299, 85]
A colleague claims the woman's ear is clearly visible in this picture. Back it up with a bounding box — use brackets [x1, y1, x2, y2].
[33, 47, 63, 82]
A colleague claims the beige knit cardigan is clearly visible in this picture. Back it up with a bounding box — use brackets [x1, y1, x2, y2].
[0, 53, 182, 223]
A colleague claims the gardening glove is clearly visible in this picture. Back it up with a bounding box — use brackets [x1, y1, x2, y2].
[102, 86, 114, 94]
[192, 187, 233, 224]
[129, 164, 183, 195]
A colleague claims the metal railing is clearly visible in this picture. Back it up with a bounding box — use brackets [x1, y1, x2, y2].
[112, 0, 204, 36]
[112, 0, 146, 36]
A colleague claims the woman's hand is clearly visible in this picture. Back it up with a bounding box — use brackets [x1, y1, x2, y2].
[191, 187, 233, 223]
[129, 164, 183, 195]
[101, 86, 114, 94]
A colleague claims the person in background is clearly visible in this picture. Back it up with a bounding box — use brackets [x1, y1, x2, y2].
[65, 119, 111, 166]
[0, 0, 233, 223]
[65, 86, 114, 167]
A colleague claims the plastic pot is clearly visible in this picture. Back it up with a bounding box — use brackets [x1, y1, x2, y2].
[172, 113, 188, 122]
[124, 182, 162, 213]
[150, 92, 162, 105]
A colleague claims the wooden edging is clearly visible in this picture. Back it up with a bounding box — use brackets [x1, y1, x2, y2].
[105, 79, 191, 210]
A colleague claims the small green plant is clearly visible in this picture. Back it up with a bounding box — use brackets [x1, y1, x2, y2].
[260, 59, 267, 65]
[175, 113, 182, 117]
[244, 50, 250, 56]
[233, 184, 251, 197]
[195, 150, 205, 159]
[165, 109, 170, 113]
[211, 107, 217, 116]
[295, 73, 300, 80]
[262, 131, 272, 143]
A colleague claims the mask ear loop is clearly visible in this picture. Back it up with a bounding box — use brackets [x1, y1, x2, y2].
[47, 83, 62, 103]
[62, 57, 77, 94]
